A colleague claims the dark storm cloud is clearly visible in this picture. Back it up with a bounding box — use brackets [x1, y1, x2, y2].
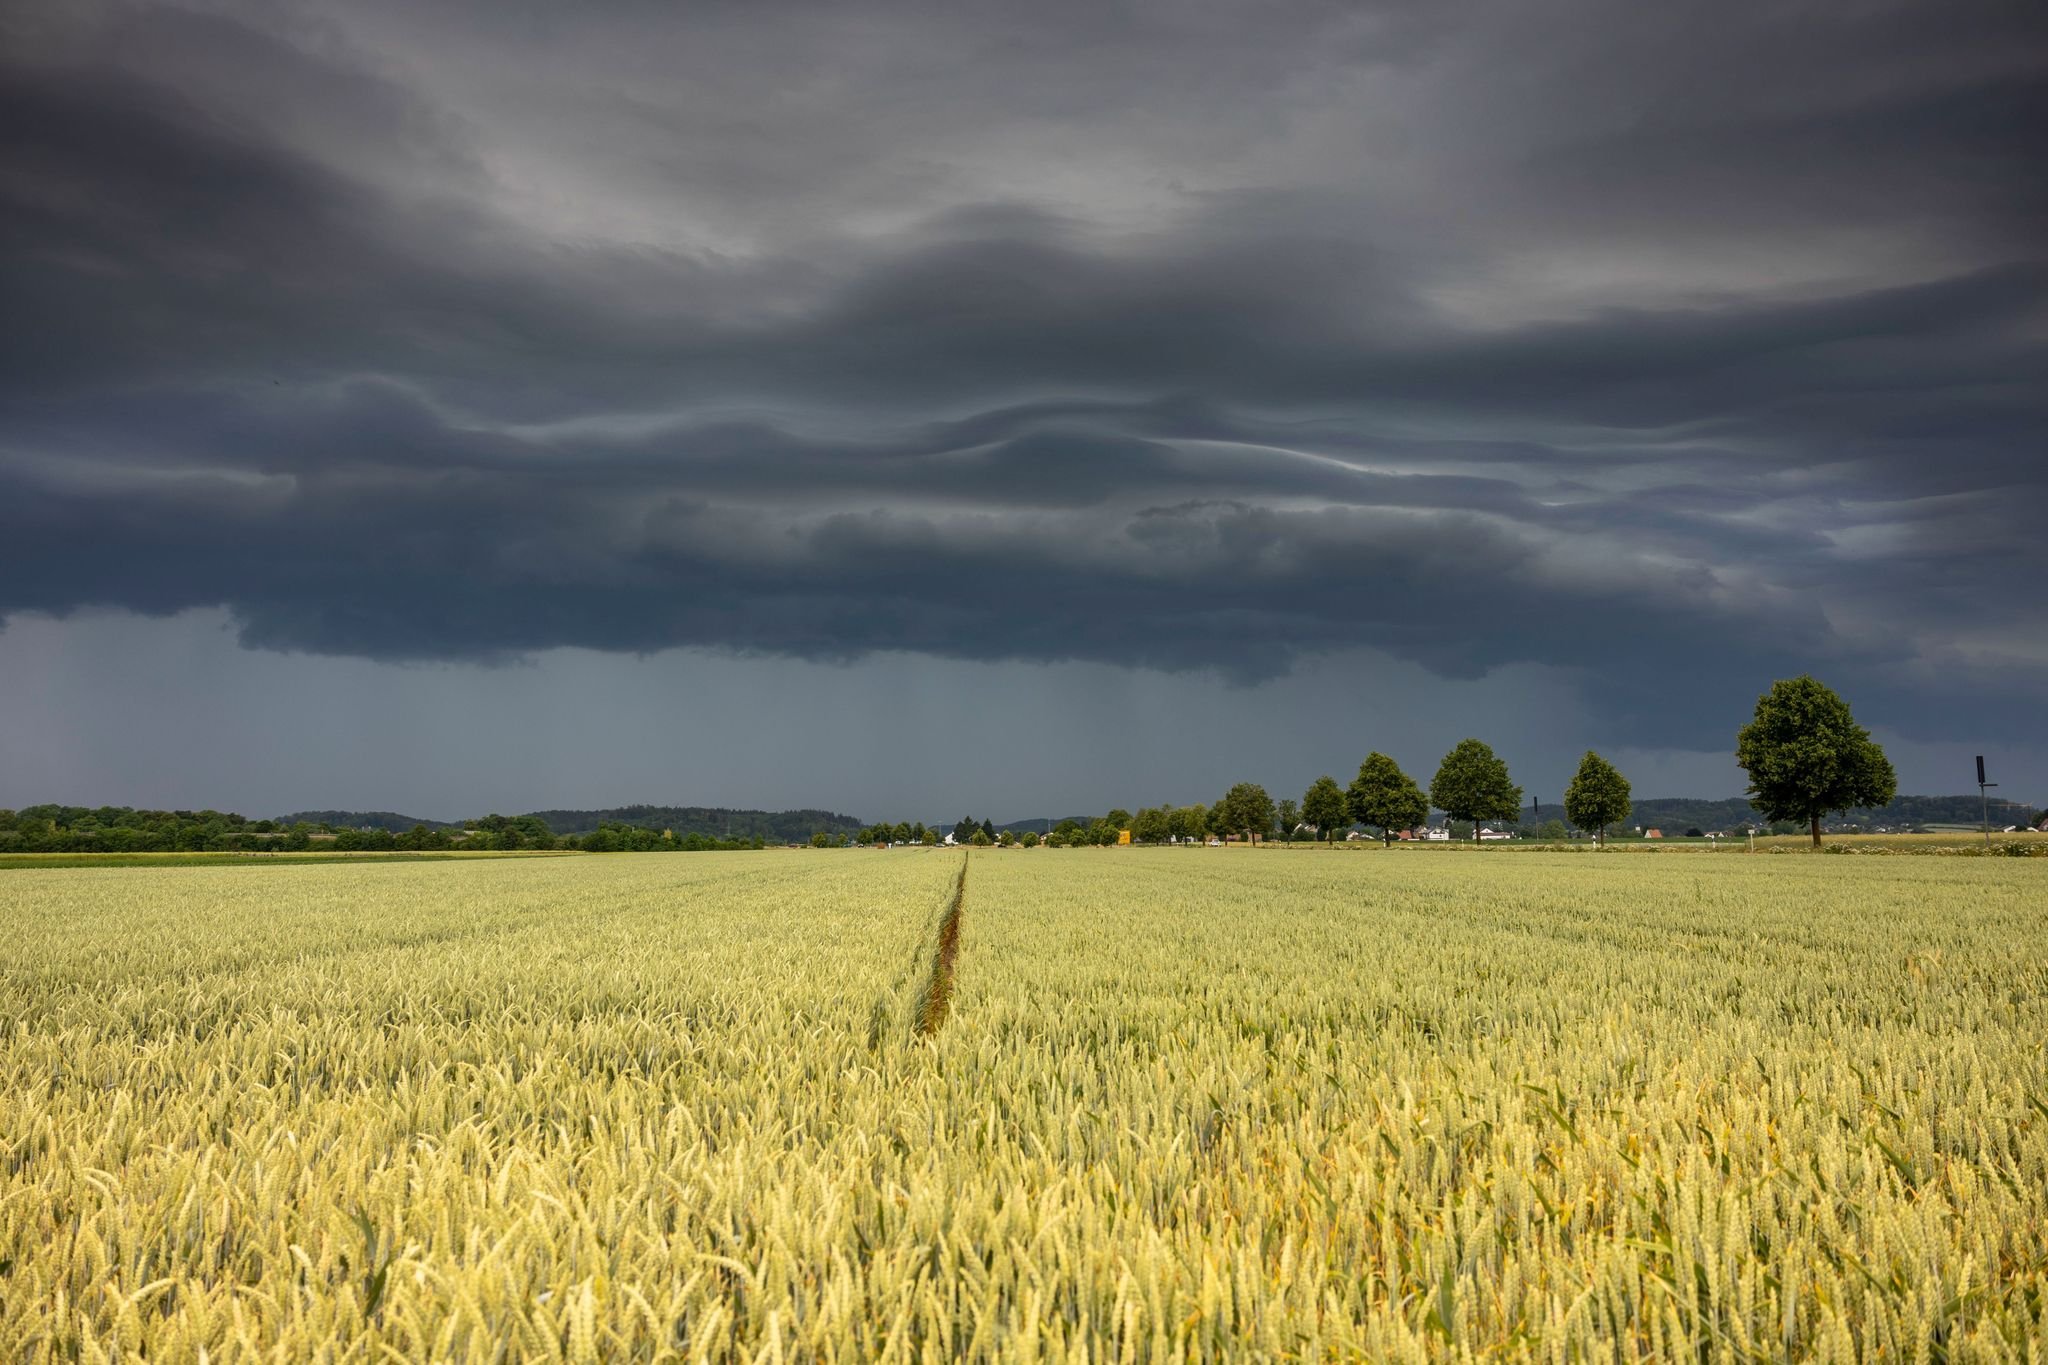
[3, 0, 2045, 748]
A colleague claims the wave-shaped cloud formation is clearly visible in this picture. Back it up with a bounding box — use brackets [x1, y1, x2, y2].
[4, 0, 2044, 747]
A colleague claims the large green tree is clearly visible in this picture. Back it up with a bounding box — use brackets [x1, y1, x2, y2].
[1735, 675, 1897, 847]
[1430, 740, 1523, 843]
[1216, 782, 1276, 845]
[1301, 775, 1350, 843]
[1346, 752, 1429, 846]
[1563, 750, 1632, 847]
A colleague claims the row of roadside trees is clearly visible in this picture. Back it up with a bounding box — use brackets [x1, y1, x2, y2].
[942, 741, 1621, 851]
[1194, 739, 1635, 847]
[1185, 677, 1897, 849]
[826, 676, 1909, 851]
[873, 675, 1897, 851]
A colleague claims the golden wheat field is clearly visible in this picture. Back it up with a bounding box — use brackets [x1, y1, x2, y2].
[3, 849, 2045, 1362]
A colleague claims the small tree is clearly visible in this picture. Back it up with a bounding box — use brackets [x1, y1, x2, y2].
[1167, 804, 1208, 844]
[998, 829, 1016, 847]
[1347, 752, 1429, 846]
[1430, 740, 1523, 843]
[1021, 830, 1040, 848]
[1563, 750, 1632, 847]
[1735, 675, 1896, 847]
[1301, 776, 1349, 844]
[1276, 798, 1300, 840]
[970, 828, 994, 847]
[1217, 782, 1275, 845]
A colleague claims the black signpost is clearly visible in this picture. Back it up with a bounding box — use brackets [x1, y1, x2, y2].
[1978, 755, 1997, 849]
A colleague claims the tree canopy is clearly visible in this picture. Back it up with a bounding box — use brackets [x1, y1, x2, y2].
[1216, 783, 1276, 844]
[1735, 675, 1897, 846]
[1346, 752, 1429, 846]
[1563, 750, 1632, 846]
[1429, 740, 1523, 841]
[1165, 805, 1209, 843]
[1300, 776, 1349, 842]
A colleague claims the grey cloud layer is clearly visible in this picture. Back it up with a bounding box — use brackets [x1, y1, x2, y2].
[3, 0, 2044, 749]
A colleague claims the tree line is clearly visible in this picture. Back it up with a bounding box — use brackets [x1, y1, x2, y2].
[851, 739, 1586, 851]
[846, 676, 1914, 851]
[0, 808, 768, 854]
[0, 806, 335, 854]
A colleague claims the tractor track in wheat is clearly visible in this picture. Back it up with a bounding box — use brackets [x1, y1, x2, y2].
[913, 855, 967, 1037]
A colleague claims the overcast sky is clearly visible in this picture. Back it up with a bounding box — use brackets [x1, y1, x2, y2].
[3, 0, 2043, 820]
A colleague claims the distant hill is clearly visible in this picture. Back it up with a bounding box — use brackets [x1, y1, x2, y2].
[1842, 793, 2039, 829]
[276, 810, 454, 832]
[520, 805, 863, 841]
[273, 805, 865, 840]
[1609, 797, 1758, 832]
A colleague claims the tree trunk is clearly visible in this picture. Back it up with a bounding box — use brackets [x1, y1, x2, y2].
[1810, 814, 1821, 848]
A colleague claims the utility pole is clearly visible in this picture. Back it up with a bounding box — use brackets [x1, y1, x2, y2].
[1978, 755, 1997, 850]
